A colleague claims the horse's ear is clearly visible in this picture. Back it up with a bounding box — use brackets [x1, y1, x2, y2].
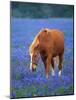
[43, 28, 49, 33]
[44, 29, 48, 33]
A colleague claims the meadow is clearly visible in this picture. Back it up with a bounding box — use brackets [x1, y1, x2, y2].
[10, 18, 74, 98]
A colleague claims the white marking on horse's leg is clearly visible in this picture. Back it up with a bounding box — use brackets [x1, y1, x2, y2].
[58, 70, 62, 77]
[46, 74, 49, 79]
[51, 68, 55, 76]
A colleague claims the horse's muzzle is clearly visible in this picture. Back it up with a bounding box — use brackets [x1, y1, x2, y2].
[30, 62, 37, 72]
[32, 67, 36, 72]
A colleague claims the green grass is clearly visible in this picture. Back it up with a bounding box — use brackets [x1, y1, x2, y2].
[54, 85, 74, 95]
[11, 84, 74, 98]
[15, 73, 22, 80]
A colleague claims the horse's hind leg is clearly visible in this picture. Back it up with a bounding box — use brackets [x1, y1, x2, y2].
[58, 53, 64, 77]
[51, 58, 55, 76]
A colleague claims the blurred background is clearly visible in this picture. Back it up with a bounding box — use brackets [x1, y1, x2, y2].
[11, 2, 73, 18]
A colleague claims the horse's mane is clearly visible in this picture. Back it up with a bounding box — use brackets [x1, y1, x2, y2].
[29, 35, 39, 54]
[29, 28, 49, 54]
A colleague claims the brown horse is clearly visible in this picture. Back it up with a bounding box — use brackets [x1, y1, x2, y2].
[29, 28, 64, 78]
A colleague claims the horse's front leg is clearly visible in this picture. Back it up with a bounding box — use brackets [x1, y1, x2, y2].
[45, 55, 52, 79]
[41, 54, 52, 79]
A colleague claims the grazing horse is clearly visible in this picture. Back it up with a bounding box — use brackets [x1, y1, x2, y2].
[29, 28, 64, 78]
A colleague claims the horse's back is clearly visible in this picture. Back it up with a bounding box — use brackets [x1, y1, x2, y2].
[50, 29, 64, 55]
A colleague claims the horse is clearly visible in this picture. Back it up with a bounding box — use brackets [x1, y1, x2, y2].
[29, 28, 64, 78]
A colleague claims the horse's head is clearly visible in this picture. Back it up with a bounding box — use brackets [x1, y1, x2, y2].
[29, 37, 39, 71]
